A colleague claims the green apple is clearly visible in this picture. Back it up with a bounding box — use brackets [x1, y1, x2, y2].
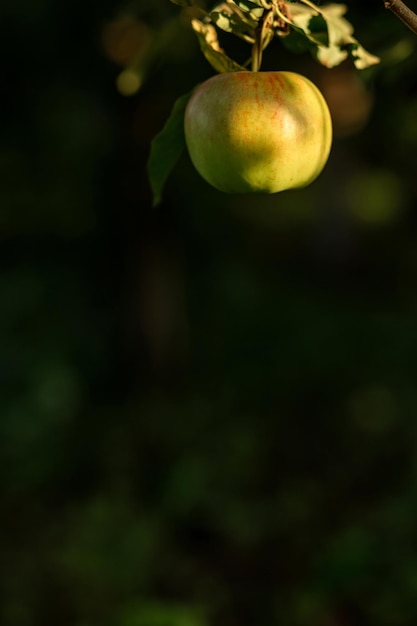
[184, 70, 332, 194]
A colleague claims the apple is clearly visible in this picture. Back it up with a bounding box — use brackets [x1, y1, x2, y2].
[184, 71, 332, 194]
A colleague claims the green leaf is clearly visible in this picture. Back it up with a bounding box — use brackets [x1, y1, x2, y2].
[284, 1, 380, 69]
[308, 14, 329, 46]
[147, 90, 193, 207]
[319, 3, 380, 68]
[280, 29, 313, 54]
[236, 0, 265, 19]
[211, 2, 258, 42]
[347, 42, 381, 70]
[191, 18, 247, 73]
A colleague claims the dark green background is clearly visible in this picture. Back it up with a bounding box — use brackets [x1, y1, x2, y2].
[2, 0, 417, 624]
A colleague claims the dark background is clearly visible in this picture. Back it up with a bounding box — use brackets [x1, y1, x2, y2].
[2, 0, 417, 624]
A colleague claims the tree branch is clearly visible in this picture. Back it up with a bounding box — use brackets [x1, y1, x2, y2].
[385, 0, 417, 35]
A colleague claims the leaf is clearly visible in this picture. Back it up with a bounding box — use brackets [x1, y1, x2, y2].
[315, 42, 349, 67]
[284, 1, 380, 69]
[347, 42, 381, 70]
[283, 4, 346, 64]
[147, 90, 193, 207]
[210, 1, 258, 43]
[280, 28, 314, 54]
[308, 14, 329, 46]
[320, 3, 380, 68]
[191, 18, 247, 73]
[236, 0, 265, 19]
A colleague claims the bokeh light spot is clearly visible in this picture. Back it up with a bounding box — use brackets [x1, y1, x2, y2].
[116, 69, 143, 96]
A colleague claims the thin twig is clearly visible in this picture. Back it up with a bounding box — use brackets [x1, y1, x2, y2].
[385, 0, 417, 35]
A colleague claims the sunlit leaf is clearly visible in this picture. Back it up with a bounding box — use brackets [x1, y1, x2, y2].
[211, 2, 257, 42]
[284, 1, 380, 69]
[236, 0, 265, 19]
[316, 43, 349, 67]
[320, 3, 380, 68]
[147, 90, 194, 207]
[349, 43, 381, 70]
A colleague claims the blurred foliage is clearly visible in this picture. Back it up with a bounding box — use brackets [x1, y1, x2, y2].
[3, 0, 417, 625]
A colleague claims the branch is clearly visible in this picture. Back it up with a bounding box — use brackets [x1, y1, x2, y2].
[385, 0, 417, 35]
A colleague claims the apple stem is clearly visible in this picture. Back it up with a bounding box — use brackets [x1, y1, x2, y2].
[251, 7, 275, 71]
[384, 0, 417, 34]
[252, 31, 262, 71]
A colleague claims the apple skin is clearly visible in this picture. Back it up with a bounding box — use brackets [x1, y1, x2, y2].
[184, 71, 332, 194]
